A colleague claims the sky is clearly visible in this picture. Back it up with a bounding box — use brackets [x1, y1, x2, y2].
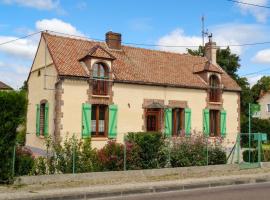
[1, 0, 270, 89]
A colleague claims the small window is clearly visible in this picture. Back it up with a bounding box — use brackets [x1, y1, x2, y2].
[209, 75, 220, 102]
[39, 103, 46, 136]
[210, 109, 220, 137]
[267, 104, 270, 112]
[38, 70, 41, 77]
[92, 63, 109, 95]
[172, 108, 185, 136]
[91, 104, 108, 137]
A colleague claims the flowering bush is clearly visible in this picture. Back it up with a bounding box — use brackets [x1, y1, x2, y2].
[170, 136, 226, 167]
[98, 140, 124, 171]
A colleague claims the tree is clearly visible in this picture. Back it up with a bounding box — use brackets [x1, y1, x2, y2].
[251, 76, 270, 102]
[0, 91, 27, 182]
[187, 46, 240, 80]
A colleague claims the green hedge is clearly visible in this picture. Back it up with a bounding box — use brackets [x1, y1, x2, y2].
[0, 91, 27, 183]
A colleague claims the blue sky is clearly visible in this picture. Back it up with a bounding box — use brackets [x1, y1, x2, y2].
[1, 0, 270, 88]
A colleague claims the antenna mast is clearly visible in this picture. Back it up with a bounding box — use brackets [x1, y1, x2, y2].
[201, 15, 205, 47]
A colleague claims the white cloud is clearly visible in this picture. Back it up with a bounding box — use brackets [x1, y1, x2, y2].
[157, 24, 268, 55]
[36, 18, 85, 36]
[1, 0, 59, 10]
[252, 49, 270, 63]
[0, 18, 85, 88]
[0, 36, 37, 59]
[157, 29, 201, 53]
[247, 75, 263, 86]
[235, 0, 270, 23]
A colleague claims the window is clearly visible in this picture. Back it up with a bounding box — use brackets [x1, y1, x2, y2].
[92, 63, 109, 95]
[210, 110, 220, 137]
[209, 75, 220, 102]
[172, 108, 185, 136]
[91, 105, 108, 137]
[39, 103, 46, 136]
[146, 108, 161, 132]
[267, 104, 270, 112]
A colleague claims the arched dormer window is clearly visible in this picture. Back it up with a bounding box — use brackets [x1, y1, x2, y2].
[209, 75, 220, 102]
[92, 62, 109, 95]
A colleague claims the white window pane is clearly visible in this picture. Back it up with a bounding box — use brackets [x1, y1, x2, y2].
[99, 120, 104, 132]
[91, 120, 96, 132]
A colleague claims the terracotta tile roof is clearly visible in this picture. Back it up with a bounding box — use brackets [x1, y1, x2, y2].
[43, 33, 241, 91]
[193, 61, 223, 74]
[0, 81, 12, 90]
[80, 45, 116, 60]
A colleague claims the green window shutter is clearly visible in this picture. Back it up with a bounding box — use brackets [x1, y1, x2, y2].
[220, 110, 227, 138]
[108, 104, 118, 139]
[82, 103, 91, 138]
[164, 108, 172, 137]
[36, 104, 40, 136]
[203, 109, 210, 137]
[44, 103, 49, 137]
[184, 108, 191, 137]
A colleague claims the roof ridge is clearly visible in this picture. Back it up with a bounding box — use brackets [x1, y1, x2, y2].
[42, 31, 205, 58]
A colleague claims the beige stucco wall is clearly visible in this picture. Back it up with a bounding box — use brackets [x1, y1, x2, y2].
[258, 93, 270, 119]
[26, 36, 58, 151]
[113, 83, 207, 142]
[222, 91, 239, 148]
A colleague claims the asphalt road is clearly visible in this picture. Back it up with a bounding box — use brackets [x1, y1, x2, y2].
[96, 182, 270, 200]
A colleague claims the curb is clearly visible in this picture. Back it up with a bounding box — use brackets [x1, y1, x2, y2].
[3, 174, 270, 200]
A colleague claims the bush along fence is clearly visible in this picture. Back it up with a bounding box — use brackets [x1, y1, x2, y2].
[8, 132, 229, 177]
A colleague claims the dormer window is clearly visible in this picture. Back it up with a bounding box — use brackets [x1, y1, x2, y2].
[92, 62, 109, 95]
[209, 74, 220, 102]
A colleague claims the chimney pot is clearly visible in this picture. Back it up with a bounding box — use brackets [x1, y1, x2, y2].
[106, 31, 122, 50]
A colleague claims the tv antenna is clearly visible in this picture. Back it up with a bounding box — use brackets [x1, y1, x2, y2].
[201, 15, 210, 46]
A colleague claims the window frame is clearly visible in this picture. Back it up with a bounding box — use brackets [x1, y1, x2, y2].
[209, 75, 221, 102]
[145, 108, 161, 132]
[91, 104, 109, 137]
[209, 109, 220, 137]
[39, 102, 46, 136]
[172, 108, 185, 137]
[92, 62, 109, 96]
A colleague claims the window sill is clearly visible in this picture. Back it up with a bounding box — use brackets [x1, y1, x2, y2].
[209, 101, 222, 105]
[92, 95, 110, 98]
[91, 137, 108, 141]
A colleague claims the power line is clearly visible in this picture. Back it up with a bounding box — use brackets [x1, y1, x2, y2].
[227, 0, 270, 9]
[242, 68, 270, 77]
[1, 29, 270, 49]
[0, 31, 42, 46]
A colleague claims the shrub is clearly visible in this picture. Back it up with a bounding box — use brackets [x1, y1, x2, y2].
[126, 132, 166, 169]
[0, 91, 27, 182]
[170, 136, 207, 167]
[170, 136, 226, 167]
[208, 146, 226, 165]
[125, 141, 142, 170]
[31, 136, 99, 175]
[98, 140, 124, 171]
[15, 146, 34, 176]
[243, 150, 258, 162]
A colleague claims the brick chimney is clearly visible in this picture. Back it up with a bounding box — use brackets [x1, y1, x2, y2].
[106, 31, 122, 50]
[205, 34, 217, 65]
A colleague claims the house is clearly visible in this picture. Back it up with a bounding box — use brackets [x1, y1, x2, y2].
[26, 31, 241, 152]
[257, 92, 270, 119]
[0, 81, 13, 91]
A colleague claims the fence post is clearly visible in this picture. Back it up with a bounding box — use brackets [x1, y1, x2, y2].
[12, 144, 16, 177]
[258, 133, 261, 164]
[206, 137, 208, 166]
[237, 134, 240, 164]
[72, 136, 75, 174]
[123, 134, 127, 171]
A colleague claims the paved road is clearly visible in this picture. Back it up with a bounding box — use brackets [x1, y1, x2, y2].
[96, 182, 270, 200]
